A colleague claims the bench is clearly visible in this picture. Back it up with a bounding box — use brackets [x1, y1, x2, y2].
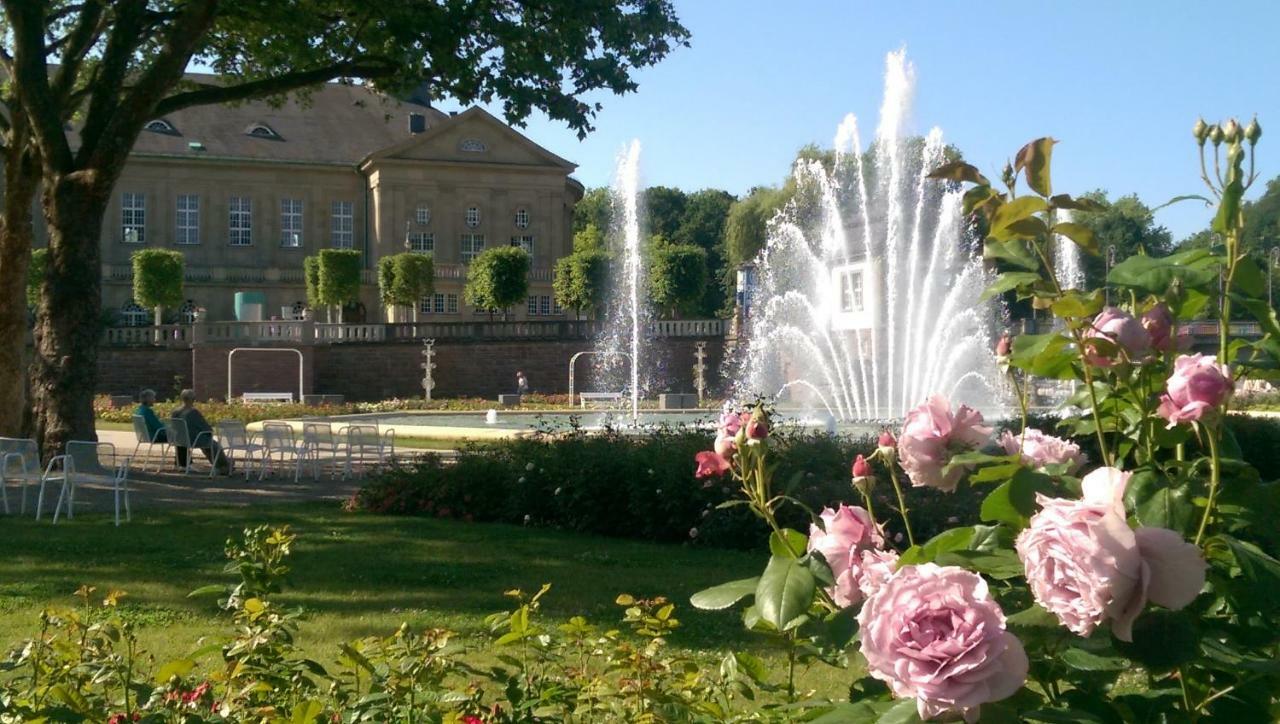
[242, 392, 294, 404]
[579, 392, 624, 408]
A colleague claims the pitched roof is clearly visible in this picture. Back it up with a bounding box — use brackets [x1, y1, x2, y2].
[361, 106, 576, 171]
[123, 73, 451, 165]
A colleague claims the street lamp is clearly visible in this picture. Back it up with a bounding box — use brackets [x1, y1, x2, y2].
[404, 219, 412, 252]
[1105, 245, 1117, 305]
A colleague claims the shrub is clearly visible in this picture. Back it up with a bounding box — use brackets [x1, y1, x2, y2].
[465, 246, 530, 318]
[647, 242, 707, 318]
[131, 248, 185, 321]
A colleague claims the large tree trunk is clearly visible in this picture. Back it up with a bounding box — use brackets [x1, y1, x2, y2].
[0, 153, 39, 438]
[30, 173, 110, 457]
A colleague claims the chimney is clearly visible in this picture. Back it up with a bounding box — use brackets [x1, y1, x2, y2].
[408, 113, 426, 134]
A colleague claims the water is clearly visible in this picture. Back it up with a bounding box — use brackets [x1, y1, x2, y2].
[312, 410, 881, 436]
[737, 50, 1007, 421]
[1054, 209, 1085, 290]
[596, 140, 646, 422]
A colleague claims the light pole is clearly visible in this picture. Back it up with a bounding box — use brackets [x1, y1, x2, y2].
[420, 338, 437, 401]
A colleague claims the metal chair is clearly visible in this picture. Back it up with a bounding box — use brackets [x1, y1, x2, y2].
[343, 424, 396, 479]
[131, 414, 169, 471]
[0, 437, 41, 515]
[300, 422, 341, 480]
[164, 417, 214, 475]
[213, 420, 265, 479]
[260, 422, 306, 481]
[39, 441, 131, 526]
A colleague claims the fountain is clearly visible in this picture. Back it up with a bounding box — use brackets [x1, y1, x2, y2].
[736, 50, 1008, 421]
[596, 139, 647, 422]
[1053, 209, 1085, 290]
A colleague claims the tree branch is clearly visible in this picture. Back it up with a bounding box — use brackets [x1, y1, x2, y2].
[2, 0, 75, 173]
[153, 58, 400, 117]
[51, 0, 107, 104]
[76, 0, 148, 165]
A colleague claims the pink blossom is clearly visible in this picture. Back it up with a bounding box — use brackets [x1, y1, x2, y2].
[1157, 353, 1233, 426]
[858, 564, 1028, 722]
[745, 409, 770, 439]
[718, 410, 745, 437]
[998, 428, 1084, 473]
[995, 332, 1012, 358]
[1140, 303, 1190, 352]
[898, 396, 992, 491]
[1083, 306, 1151, 366]
[1015, 467, 1206, 641]
[807, 504, 885, 607]
[856, 548, 900, 600]
[877, 430, 897, 449]
[851, 454, 872, 478]
[714, 434, 736, 459]
[694, 451, 730, 479]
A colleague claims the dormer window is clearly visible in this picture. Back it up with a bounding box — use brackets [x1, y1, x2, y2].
[245, 123, 280, 140]
[145, 119, 177, 134]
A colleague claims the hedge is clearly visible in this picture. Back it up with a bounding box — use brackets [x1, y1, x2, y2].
[131, 248, 185, 311]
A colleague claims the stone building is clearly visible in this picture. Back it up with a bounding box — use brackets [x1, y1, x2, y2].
[43, 76, 583, 323]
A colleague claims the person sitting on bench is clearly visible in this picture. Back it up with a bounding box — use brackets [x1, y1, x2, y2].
[135, 389, 167, 443]
[171, 389, 231, 474]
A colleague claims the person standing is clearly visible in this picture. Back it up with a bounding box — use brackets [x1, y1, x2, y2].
[516, 370, 529, 399]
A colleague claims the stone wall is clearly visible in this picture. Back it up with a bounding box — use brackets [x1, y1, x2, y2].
[97, 337, 725, 402]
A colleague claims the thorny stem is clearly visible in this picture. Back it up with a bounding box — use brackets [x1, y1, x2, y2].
[886, 462, 916, 547]
[1194, 422, 1223, 547]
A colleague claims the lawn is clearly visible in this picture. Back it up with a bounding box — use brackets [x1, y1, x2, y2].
[0, 502, 853, 696]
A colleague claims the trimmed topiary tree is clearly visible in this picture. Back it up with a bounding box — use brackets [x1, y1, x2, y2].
[647, 242, 707, 318]
[465, 246, 529, 320]
[26, 248, 47, 309]
[131, 248, 185, 325]
[303, 255, 322, 318]
[317, 249, 362, 323]
[391, 252, 434, 322]
[553, 249, 610, 319]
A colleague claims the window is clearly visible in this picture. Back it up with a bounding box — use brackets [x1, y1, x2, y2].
[408, 232, 434, 253]
[527, 296, 539, 316]
[465, 206, 481, 228]
[229, 196, 252, 246]
[540, 295, 551, 316]
[839, 268, 865, 313]
[447, 293, 458, 313]
[280, 198, 303, 247]
[290, 301, 307, 320]
[415, 205, 431, 225]
[460, 233, 485, 263]
[178, 300, 199, 324]
[514, 208, 530, 229]
[527, 295, 554, 316]
[331, 200, 354, 248]
[552, 299, 563, 315]
[420, 293, 458, 314]
[176, 194, 200, 245]
[121, 300, 149, 327]
[121, 192, 145, 243]
[145, 119, 177, 134]
[245, 123, 279, 139]
[510, 235, 534, 259]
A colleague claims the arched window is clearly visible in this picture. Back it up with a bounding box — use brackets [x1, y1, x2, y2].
[465, 206, 481, 228]
[291, 301, 308, 320]
[178, 300, 199, 324]
[416, 205, 431, 225]
[514, 208, 530, 229]
[245, 123, 280, 139]
[145, 119, 177, 134]
[121, 300, 149, 327]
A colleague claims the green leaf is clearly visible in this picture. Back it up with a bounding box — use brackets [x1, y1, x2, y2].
[1049, 193, 1106, 212]
[991, 196, 1049, 239]
[1015, 137, 1056, 196]
[984, 238, 1041, 270]
[291, 699, 325, 724]
[980, 271, 1042, 302]
[1024, 710, 1105, 724]
[1123, 470, 1193, 534]
[1113, 610, 1198, 672]
[153, 658, 195, 684]
[731, 651, 770, 683]
[980, 469, 1053, 528]
[1060, 647, 1130, 671]
[1009, 332, 1077, 380]
[755, 555, 816, 631]
[878, 697, 926, 724]
[1006, 603, 1061, 631]
[1232, 255, 1267, 297]
[1219, 534, 1280, 590]
[690, 577, 760, 611]
[927, 160, 990, 186]
[963, 185, 1000, 215]
[1150, 193, 1214, 212]
[898, 527, 975, 566]
[1049, 289, 1104, 318]
[1051, 222, 1098, 254]
[936, 549, 1025, 579]
[806, 550, 836, 587]
[769, 528, 809, 558]
[1107, 248, 1221, 295]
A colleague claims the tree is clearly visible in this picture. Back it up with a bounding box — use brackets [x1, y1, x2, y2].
[465, 246, 530, 320]
[1075, 190, 1173, 287]
[315, 249, 362, 323]
[573, 187, 613, 234]
[643, 186, 687, 240]
[553, 248, 610, 318]
[131, 249, 185, 326]
[573, 224, 606, 253]
[722, 186, 789, 303]
[647, 242, 707, 318]
[0, 1, 687, 453]
[674, 189, 735, 316]
[303, 256, 322, 314]
[390, 253, 434, 322]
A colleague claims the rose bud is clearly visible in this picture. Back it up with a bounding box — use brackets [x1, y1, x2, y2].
[1193, 118, 1209, 145]
[1210, 124, 1224, 146]
[852, 454, 872, 479]
[1246, 117, 1262, 145]
[745, 407, 770, 440]
[995, 333, 1012, 358]
[1223, 118, 1241, 143]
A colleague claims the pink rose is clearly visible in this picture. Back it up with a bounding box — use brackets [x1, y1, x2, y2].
[714, 434, 736, 459]
[877, 430, 897, 449]
[1140, 303, 1190, 352]
[898, 396, 992, 491]
[745, 409, 769, 439]
[851, 454, 872, 479]
[1083, 306, 1150, 366]
[856, 548, 899, 600]
[1015, 467, 1206, 641]
[718, 410, 744, 437]
[858, 564, 1028, 722]
[998, 428, 1084, 473]
[995, 333, 1012, 358]
[807, 504, 885, 607]
[694, 451, 730, 479]
[1157, 353, 1233, 426]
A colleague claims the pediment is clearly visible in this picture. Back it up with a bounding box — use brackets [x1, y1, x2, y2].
[365, 107, 575, 171]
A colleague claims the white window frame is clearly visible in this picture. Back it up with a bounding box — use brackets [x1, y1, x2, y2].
[539, 295, 551, 316]
[175, 194, 200, 245]
[514, 207, 530, 229]
[408, 232, 435, 253]
[280, 198, 303, 248]
[460, 233, 485, 263]
[121, 192, 146, 243]
[527, 296, 539, 316]
[447, 293, 458, 314]
[415, 205, 431, 225]
[331, 200, 354, 248]
[510, 234, 534, 259]
[229, 196, 253, 246]
[465, 206, 481, 228]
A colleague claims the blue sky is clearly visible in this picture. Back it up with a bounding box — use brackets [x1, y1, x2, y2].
[434, 0, 1280, 240]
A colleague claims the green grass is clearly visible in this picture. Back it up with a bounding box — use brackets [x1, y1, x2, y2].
[0, 503, 853, 695]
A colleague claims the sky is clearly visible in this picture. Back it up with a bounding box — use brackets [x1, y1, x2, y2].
[431, 0, 1280, 240]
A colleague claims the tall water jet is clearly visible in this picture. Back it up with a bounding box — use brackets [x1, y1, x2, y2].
[736, 51, 1007, 421]
[597, 140, 645, 422]
[1054, 209, 1085, 290]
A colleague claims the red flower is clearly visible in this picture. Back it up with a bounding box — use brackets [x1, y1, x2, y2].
[694, 451, 731, 479]
[851, 454, 872, 478]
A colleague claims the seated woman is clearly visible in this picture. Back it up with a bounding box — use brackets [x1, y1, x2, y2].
[135, 389, 167, 442]
[170, 389, 231, 475]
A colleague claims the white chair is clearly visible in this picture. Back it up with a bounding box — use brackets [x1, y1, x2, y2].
[260, 422, 306, 481]
[39, 441, 131, 526]
[164, 417, 214, 475]
[212, 420, 265, 479]
[0, 437, 41, 515]
[131, 414, 169, 472]
[343, 424, 396, 479]
[300, 422, 341, 480]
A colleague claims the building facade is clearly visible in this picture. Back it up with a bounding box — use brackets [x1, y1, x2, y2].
[47, 77, 583, 324]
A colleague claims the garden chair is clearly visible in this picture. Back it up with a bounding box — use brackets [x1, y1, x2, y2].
[301, 422, 341, 480]
[343, 424, 396, 479]
[38, 441, 131, 526]
[0, 437, 41, 515]
[212, 420, 265, 479]
[164, 417, 214, 475]
[260, 422, 306, 481]
[131, 414, 169, 472]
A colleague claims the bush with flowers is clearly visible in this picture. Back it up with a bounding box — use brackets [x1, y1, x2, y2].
[689, 123, 1280, 721]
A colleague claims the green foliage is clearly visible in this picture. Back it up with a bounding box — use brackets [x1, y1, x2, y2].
[553, 248, 610, 317]
[1074, 190, 1175, 287]
[464, 245, 530, 315]
[130, 248, 184, 310]
[573, 187, 613, 233]
[723, 187, 788, 274]
[376, 255, 397, 306]
[316, 249, 362, 307]
[378, 251, 434, 307]
[25, 248, 46, 308]
[572, 223, 606, 252]
[648, 241, 708, 317]
[644, 185, 689, 239]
